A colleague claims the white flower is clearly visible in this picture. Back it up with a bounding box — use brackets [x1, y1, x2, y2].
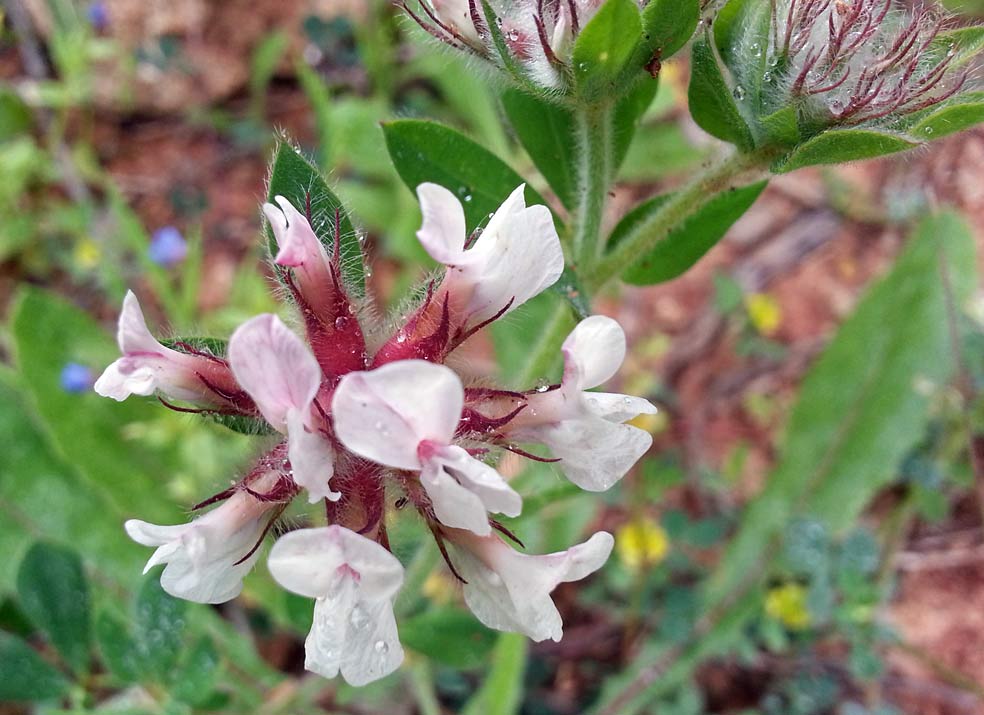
[227, 314, 338, 503]
[416, 183, 563, 328]
[448, 528, 613, 642]
[267, 526, 405, 686]
[94, 291, 219, 403]
[124, 474, 279, 604]
[332, 360, 521, 535]
[510, 315, 657, 491]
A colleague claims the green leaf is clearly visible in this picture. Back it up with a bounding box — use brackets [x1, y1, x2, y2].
[401, 608, 497, 668]
[613, 77, 660, 168]
[909, 98, 984, 141]
[705, 212, 977, 609]
[501, 89, 577, 210]
[687, 37, 755, 151]
[773, 129, 921, 172]
[9, 287, 183, 523]
[461, 633, 528, 715]
[640, 0, 700, 60]
[265, 140, 365, 294]
[171, 637, 221, 705]
[0, 88, 33, 141]
[930, 26, 984, 68]
[382, 119, 547, 231]
[572, 0, 643, 98]
[134, 577, 188, 679]
[759, 106, 800, 146]
[612, 181, 767, 285]
[95, 610, 140, 683]
[0, 631, 69, 702]
[16, 542, 91, 673]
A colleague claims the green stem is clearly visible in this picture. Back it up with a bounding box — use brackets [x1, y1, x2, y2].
[514, 300, 576, 387]
[572, 102, 615, 269]
[587, 147, 778, 291]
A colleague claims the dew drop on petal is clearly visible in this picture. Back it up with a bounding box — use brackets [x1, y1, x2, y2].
[374, 640, 389, 653]
[335, 316, 348, 330]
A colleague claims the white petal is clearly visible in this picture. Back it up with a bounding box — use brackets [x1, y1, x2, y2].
[332, 361, 463, 470]
[94, 361, 155, 400]
[266, 196, 327, 267]
[453, 531, 613, 642]
[305, 579, 404, 686]
[534, 416, 652, 491]
[416, 183, 467, 265]
[474, 184, 527, 241]
[419, 460, 493, 536]
[286, 409, 339, 503]
[463, 198, 563, 322]
[268, 526, 404, 600]
[585, 392, 658, 423]
[124, 496, 270, 605]
[436, 445, 522, 518]
[228, 314, 322, 430]
[561, 315, 626, 390]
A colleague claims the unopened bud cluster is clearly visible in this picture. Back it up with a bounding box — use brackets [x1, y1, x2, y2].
[403, 0, 605, 90]
[766, 0, 966, 125]
[96, 171, 656, 685]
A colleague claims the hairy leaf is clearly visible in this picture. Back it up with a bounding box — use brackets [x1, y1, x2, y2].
[572, 0, 643, 99]
[773, 129, 920, 172]
[688, 37, 755, 151]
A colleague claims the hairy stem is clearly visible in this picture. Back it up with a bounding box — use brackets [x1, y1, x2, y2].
[572, 102, 615, 269]
[587, 147, 779, 291]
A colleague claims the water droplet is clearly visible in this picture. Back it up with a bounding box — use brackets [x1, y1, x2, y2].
[506, 29, 519, 41]
[534, 378, 550, 393]
[763, 71, 773, 83]
[463, 194, 473, 202]
[396, 333, 407, 344]
[374, 640, 389, 653]
[750, 42, 762, 58]
[334, 316, 348, 330]
[829, 98, 844, 114]
[924, 126, 934, 135]
[349, 606, 370, 629]
[732, 85, 746, 101]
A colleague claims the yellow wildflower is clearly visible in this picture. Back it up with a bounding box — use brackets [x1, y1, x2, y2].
[616, 518, 669, 571]
[765, 583, 811, 630]
[745, 292, 782, 336]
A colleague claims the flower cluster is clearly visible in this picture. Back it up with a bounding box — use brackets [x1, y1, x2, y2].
[96, 179, 656, 685]
[402, 0, 605, 89]
[767, 0, 966, 125]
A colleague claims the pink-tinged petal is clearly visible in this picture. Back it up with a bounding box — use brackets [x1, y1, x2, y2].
[451, 530, 613, 642]
[561, 315, 626, 390]
[416, 183, 468, 265]
[117, 290, 168, 354]
[533, 417, 652, 491]
[434, 445, 522, 518]
[305, 583, 404, 686]
[332, 361, 464, 470]
[264, 196, 331, 271]
[586, 392, 658, 423]
[228, 314, 322, 430]
[430, 0, 483, 44]
[267, 526, 404, 600]
[286, 409, 339, 503]
[419, 460, 493, 536]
